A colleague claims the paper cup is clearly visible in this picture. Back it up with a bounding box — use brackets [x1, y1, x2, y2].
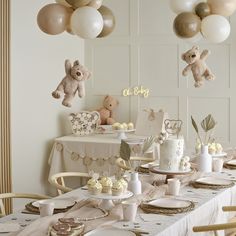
[213, 158, 224, 172]
[39, 201, 54, 217]
[167, 178, 181, 196]
[122, 200, 138, 222]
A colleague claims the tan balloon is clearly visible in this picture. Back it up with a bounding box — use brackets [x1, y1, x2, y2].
[173, 12, 201, 38]
[66, 0, 91, 9]
[97, 5, 115, 37]
[55, 0, 71, 7]
[195, 2, 211, 19]
[37, 3, 73, 35]
[87, 0, 103, 9]
[207, 0, 236, 16]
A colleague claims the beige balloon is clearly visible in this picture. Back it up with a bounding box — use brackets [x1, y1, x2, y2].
[87, 0, 103, 9]
[66, 0, 91, 9]
[207, 0, 236, 16]
[173, 12, 201, 38]
[55, 0, 71, 7]
[195, 2, 211, 19]
[37, 3, 73, 35]
[97, 5, 115, 37]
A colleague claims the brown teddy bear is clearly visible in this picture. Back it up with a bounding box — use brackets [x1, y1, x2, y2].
[182, 46, 215, 88]
[52, 59, 91, 107]
[97, 95, 119, 125]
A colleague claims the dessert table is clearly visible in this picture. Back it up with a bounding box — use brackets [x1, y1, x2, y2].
[48, 133, 158, 179]
[1, 169, 236, 236]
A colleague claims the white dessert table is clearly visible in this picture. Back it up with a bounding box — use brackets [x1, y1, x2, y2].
[2, 169, 236, 236]
[48, 133, 155, 179]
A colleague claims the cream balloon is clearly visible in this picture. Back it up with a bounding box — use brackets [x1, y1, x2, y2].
[37, 3, 73, 35]
[70, 6, 103, 39]
[55, 0, 71, 7]
[207, 0, 236, 17]
[169, 0, 198, 14]
[87, 0, 103, 9]
[201, 15, 231, 43]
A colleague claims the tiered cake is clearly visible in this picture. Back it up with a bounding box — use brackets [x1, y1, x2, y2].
[159, 137, 185, 171]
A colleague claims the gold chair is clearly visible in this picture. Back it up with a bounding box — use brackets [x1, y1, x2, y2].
[193, 206, 236, 236]
[49, 172, 90, 195]
[0, 193, 50, 217]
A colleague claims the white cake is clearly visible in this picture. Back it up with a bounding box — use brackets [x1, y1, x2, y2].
[159, 137, 184, 171]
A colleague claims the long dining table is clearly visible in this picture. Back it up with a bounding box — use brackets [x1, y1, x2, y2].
[1, 169, 236, 236]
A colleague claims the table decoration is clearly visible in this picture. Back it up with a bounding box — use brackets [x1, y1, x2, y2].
[140, 197, 195, 215]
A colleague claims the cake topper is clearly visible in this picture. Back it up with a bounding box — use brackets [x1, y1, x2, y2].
[164, 119, 183, 138]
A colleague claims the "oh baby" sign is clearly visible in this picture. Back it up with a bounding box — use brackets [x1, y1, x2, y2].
[122, 85, 150, 98]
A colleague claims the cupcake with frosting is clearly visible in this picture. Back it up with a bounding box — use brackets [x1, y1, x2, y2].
[87, 178, 98, 188]
[127, 122, 134, 130]
[122, 123, 128, 130]
[100, 176, 113, 194]
[88, 181, 102, 195]
[117, 178, 128, 193]
[208, 143, 216, 155]
[215, 143, 223, 154]
[112, 122, 120, 130]
[112, 180, 123, 196]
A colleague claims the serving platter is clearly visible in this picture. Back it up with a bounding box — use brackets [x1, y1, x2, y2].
[195, 177, 233, 186]
[150, 166, 192, 175]
[32, 199, 76, 209]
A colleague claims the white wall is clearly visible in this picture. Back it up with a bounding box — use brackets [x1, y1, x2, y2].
[85, 0, 236, 149]
[11, 0, 85, 196]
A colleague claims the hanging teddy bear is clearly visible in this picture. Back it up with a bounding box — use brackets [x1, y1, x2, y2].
[182, 46, 215, 88]
[52, 59, 91, 107]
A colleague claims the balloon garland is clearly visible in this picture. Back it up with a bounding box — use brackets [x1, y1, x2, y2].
[170, 0, 236, 43]
[37, 0, 115, 39]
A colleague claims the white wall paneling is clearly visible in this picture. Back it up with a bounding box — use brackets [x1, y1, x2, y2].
[85, 0, 236, 147]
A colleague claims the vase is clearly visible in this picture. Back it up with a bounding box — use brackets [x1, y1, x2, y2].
[128, 172, 142, 195]
[197, 145, 212, 172]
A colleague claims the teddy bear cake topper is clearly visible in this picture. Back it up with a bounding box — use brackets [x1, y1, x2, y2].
[52, 59, 91, 107]
[182, 46, 215, 88]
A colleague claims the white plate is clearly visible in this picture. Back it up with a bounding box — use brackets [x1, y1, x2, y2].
[32, 199, 76, 209]
[226, 159, 236, 166]
[84, 228, 135, 236]
[147, 198, 191, 209]
[151, 166, 191, 174]
[195, 177, 232, 186]
[211, 152, 227, 158]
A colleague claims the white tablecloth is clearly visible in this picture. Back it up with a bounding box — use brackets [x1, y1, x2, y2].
[2, 170, 236, 236]
[48, 133, 151, 178]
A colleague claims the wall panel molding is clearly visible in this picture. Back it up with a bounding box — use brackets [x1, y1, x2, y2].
[0, 0, 12, 214]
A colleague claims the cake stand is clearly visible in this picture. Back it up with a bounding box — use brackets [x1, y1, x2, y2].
[149, 166, 194, 183]
[113, 129, 135, 140]
[83, 190, 133, 210]
[211, 152, 227, 158]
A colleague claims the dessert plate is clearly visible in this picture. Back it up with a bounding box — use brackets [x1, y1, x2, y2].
[147, 198, 191, 209]
[32, 198, 76, 209]
[195, 177, 232, 186]
[84, 228, 135, 236]
[226, 159, 236, 166]
[140, 162, 159, 169]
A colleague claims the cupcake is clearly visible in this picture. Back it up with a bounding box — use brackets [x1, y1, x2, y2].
[87, 178, 97, 188]
[215, 143, 223, 154]
[112, 122, 120, 130]
[117, 178, 128, 193]
[208, 143, 216, 155]
[122, 123, 128, 130]
[127, 122, 134, 130]
[112, 181, 123, 196]
[100, 176, 113, 194]
[88, 181, 102, 195]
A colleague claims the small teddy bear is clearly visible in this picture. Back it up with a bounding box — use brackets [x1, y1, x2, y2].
[52, 59, 91, 107]
[97, 95, 119, 125]
[182, 46, 215, 88]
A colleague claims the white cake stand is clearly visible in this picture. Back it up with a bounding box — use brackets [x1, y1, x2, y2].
[211, 152, 227, 158]
[83, 190, 133, 210]
[150, 166, 194, 183]
[113, 129, 135, 140]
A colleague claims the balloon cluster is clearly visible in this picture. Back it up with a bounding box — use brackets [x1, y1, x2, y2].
[170, 0, 236, 43]
[37, 0, 115, 39]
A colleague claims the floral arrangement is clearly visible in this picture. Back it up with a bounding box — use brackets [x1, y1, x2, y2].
[191, 114, 217, 146]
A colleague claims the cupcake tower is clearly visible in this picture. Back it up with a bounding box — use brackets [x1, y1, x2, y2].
[87, 175, 128, 196]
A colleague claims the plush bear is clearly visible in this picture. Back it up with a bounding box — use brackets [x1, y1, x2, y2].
[52, 59, 91, 107]
[97, 95, 119, 125]
[182, 46, 215, 88]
